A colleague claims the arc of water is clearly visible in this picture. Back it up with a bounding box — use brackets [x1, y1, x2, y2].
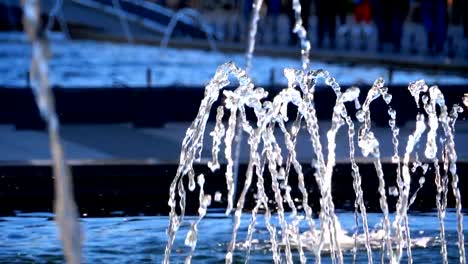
[290, 69, 332, 261]
[160, 8, 217, 52]
[282, 0, 312, 219]
[358, 84, 394, 263]
[393, 80, 429, 264]
[284, 68, 349, 263]
[216, 67, 356, 263]
[262, 124, 294, 263]
[279, 5, 313, 259]
[232, 114, 280, 264]
[345, 114, 374, 263]
[420, 85, 447, 264]
[244, 154, 280, 264]
[164, 62, 255, 264]
[21, 1, 82, 263]
[241, 3, 313, 261]
[228, 0, 265, 230]
[356, 78, 395, 263]
[226, 87, 300, 264]
[340, 95, 375, 263]
[430, 89, 466, 264]
[278, 121, 309, 264]
[323, 86, 362, 264]
[317, 71, 374, 264]
[184, 174, 211, 264]
[166, 59, 466, 264]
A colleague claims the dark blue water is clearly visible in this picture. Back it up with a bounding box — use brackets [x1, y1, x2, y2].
[0, 211, 466, 263]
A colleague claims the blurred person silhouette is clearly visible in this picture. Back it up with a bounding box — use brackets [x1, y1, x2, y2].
[457, 0, 468, 57]
[421, 0, 448, 55]
[314, 0, 338, 48]
[371, 0, 409, 53]
[337, 0, 352, 36]
[352, 0, 373, 50]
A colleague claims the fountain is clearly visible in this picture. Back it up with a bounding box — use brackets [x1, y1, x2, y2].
[160, 7, 217, 52]
[18, 0, 467, 263]
[164, 1, 467, 264]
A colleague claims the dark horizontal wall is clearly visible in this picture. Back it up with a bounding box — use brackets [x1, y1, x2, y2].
[0, 162, 466, 217]
[1, 84, 467, 129]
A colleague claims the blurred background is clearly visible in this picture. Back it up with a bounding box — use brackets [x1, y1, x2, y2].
[0, 0, 467, 86]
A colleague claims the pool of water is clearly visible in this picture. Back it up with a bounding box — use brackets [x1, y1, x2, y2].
[1, 211, 466, 263]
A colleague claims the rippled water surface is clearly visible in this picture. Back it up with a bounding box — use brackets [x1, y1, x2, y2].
[1, 211, 466, 263]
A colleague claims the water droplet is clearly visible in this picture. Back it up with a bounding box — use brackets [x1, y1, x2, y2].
[383, 93, 392, 104]
[185, 225, 198, 248]
[422, 94, 429, 104]
[389, 186, 399, 197]
[197, 174, 205, 186]
[201, 194, 212, 208]
[342, 87, 360, 102]
[277, 168, 286, 180]
[188, 178, 196, 191]
[419, 177, 425, 185]
[356, 110, 365, 122]
[214, 192, 222, 202]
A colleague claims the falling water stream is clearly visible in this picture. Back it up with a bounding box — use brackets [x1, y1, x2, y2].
[21, 0, 82, 263]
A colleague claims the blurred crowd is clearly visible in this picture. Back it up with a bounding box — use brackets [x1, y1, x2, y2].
[156, 0, 468, 58]
[303, 0, 468, 55]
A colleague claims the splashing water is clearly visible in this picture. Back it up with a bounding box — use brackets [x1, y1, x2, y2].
[162, 9, 467, 261]
[164, 60, 467, 264]
[21, 0, 82, 263]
